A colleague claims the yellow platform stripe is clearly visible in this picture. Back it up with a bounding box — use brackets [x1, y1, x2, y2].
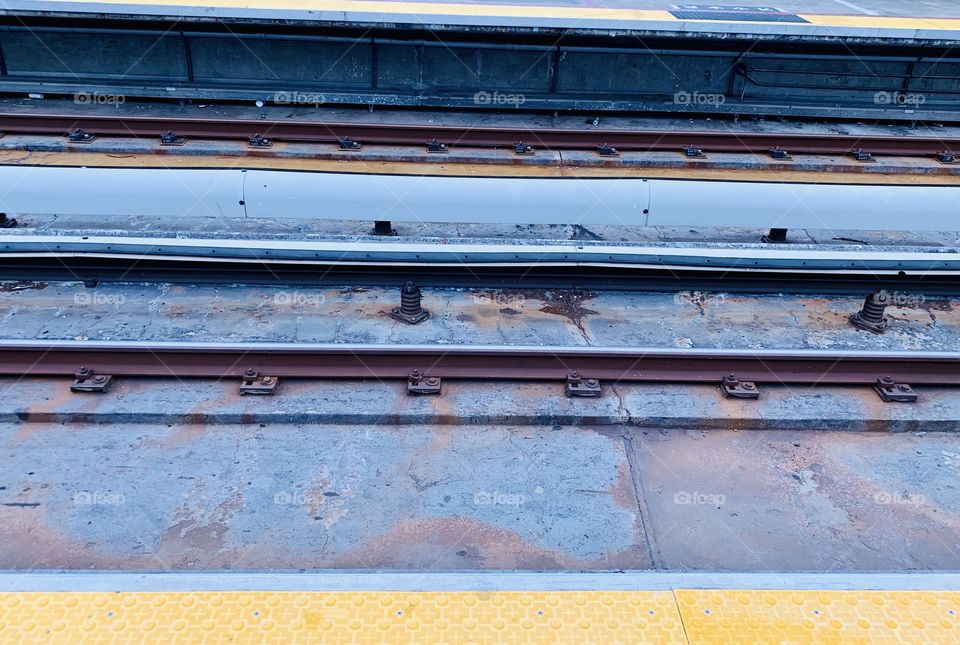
[0, 591, 686, 644]
[45, 0, 960, 32]
[0, 590, 958, 643]
[801, 15, 960, 31]
[676, 589, 960, 645]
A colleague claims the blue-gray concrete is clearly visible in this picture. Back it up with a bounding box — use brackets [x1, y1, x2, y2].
[0, 420, 957, 570]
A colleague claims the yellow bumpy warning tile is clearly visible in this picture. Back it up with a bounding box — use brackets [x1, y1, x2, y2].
[4, 589, 960, 643]
[676, 589, 960, 645]
[0, 591, 686, 644]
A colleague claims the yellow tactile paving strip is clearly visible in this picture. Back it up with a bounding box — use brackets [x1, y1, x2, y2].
[677, 590, 960, 645]
[0, 591, 687, 644]
[0, 590, 958, 643]
[46, 0, 960, 32]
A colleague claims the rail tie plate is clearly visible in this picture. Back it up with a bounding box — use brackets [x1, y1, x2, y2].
[15, 342, 955, 395]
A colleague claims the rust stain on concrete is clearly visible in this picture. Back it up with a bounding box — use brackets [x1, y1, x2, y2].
[529, 290, 599, 331]
[156, 487, 245, 568]
[328, 517, 570, 569]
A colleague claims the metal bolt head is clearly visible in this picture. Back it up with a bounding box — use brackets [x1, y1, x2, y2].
[261, 376, 276, 385]
[425, 377, 440, 386]
[245, 368, 256, 377]
[871, 291, 892, 306]
[742, 382, 756, 390]
[897, 384, 912, 392]
[584, 378, 600, 389]
[93, 375, 106, 383]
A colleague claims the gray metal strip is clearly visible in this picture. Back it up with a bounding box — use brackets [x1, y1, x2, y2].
[0, 571, 959, 592]
[4, 235, 960, 272]
[0, 339, 955, 360]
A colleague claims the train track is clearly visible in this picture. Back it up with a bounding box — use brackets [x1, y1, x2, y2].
[2, 341, 958, 390]
[0, 112, 956, 157]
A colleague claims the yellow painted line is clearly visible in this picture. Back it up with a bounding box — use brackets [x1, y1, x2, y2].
[801, 15, 960, 31]
[0, 591, 687, 644]
[1, 590, 958, 643]
[42, 0, 960, 31]
[676, 590, 960, 645]
[1, 148, 959, 185]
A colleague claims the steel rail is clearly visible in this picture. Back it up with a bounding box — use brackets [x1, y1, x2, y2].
[7, 256, 960, 295]
[0, 113, 955, 157]
[6, 235, 960, 269]
[1, 341, 958, 386]
[7, 246, 960, 269]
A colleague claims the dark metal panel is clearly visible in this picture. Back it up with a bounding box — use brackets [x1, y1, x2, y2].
[739, 56, 913, 97]
[376, 41, 552, 93]
[187, 35, 372, 87]
[0, 19, 957, 120]
[416, 42, 552, 92]
[469, 46, 552, 92]
[375, 42, 422, 90]
[908, 59, 960, 99]
[736, 52, 960, 108]
[1, 28, 187, 80]
[415, 43, 476, 91]
[556, 49, 737, 95]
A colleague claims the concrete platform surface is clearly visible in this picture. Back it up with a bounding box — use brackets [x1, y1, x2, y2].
[4, 377, 960, 433]
[12, 0, 957, 21]
[1, 282, 957, 352]
[0, 421, 958, 571]
[5, 0, 960, 42]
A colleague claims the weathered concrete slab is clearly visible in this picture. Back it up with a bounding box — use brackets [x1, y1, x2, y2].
[0, 421, 648, 570]
[0, 420, 957, 571]
[3, 378, 960, 433]
[1, 283, 958, 352]
[630, 430, 960, 571]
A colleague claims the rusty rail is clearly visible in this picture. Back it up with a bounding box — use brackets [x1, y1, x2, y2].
[0, 113, 956, 157]
[1, 342, 958, 386]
